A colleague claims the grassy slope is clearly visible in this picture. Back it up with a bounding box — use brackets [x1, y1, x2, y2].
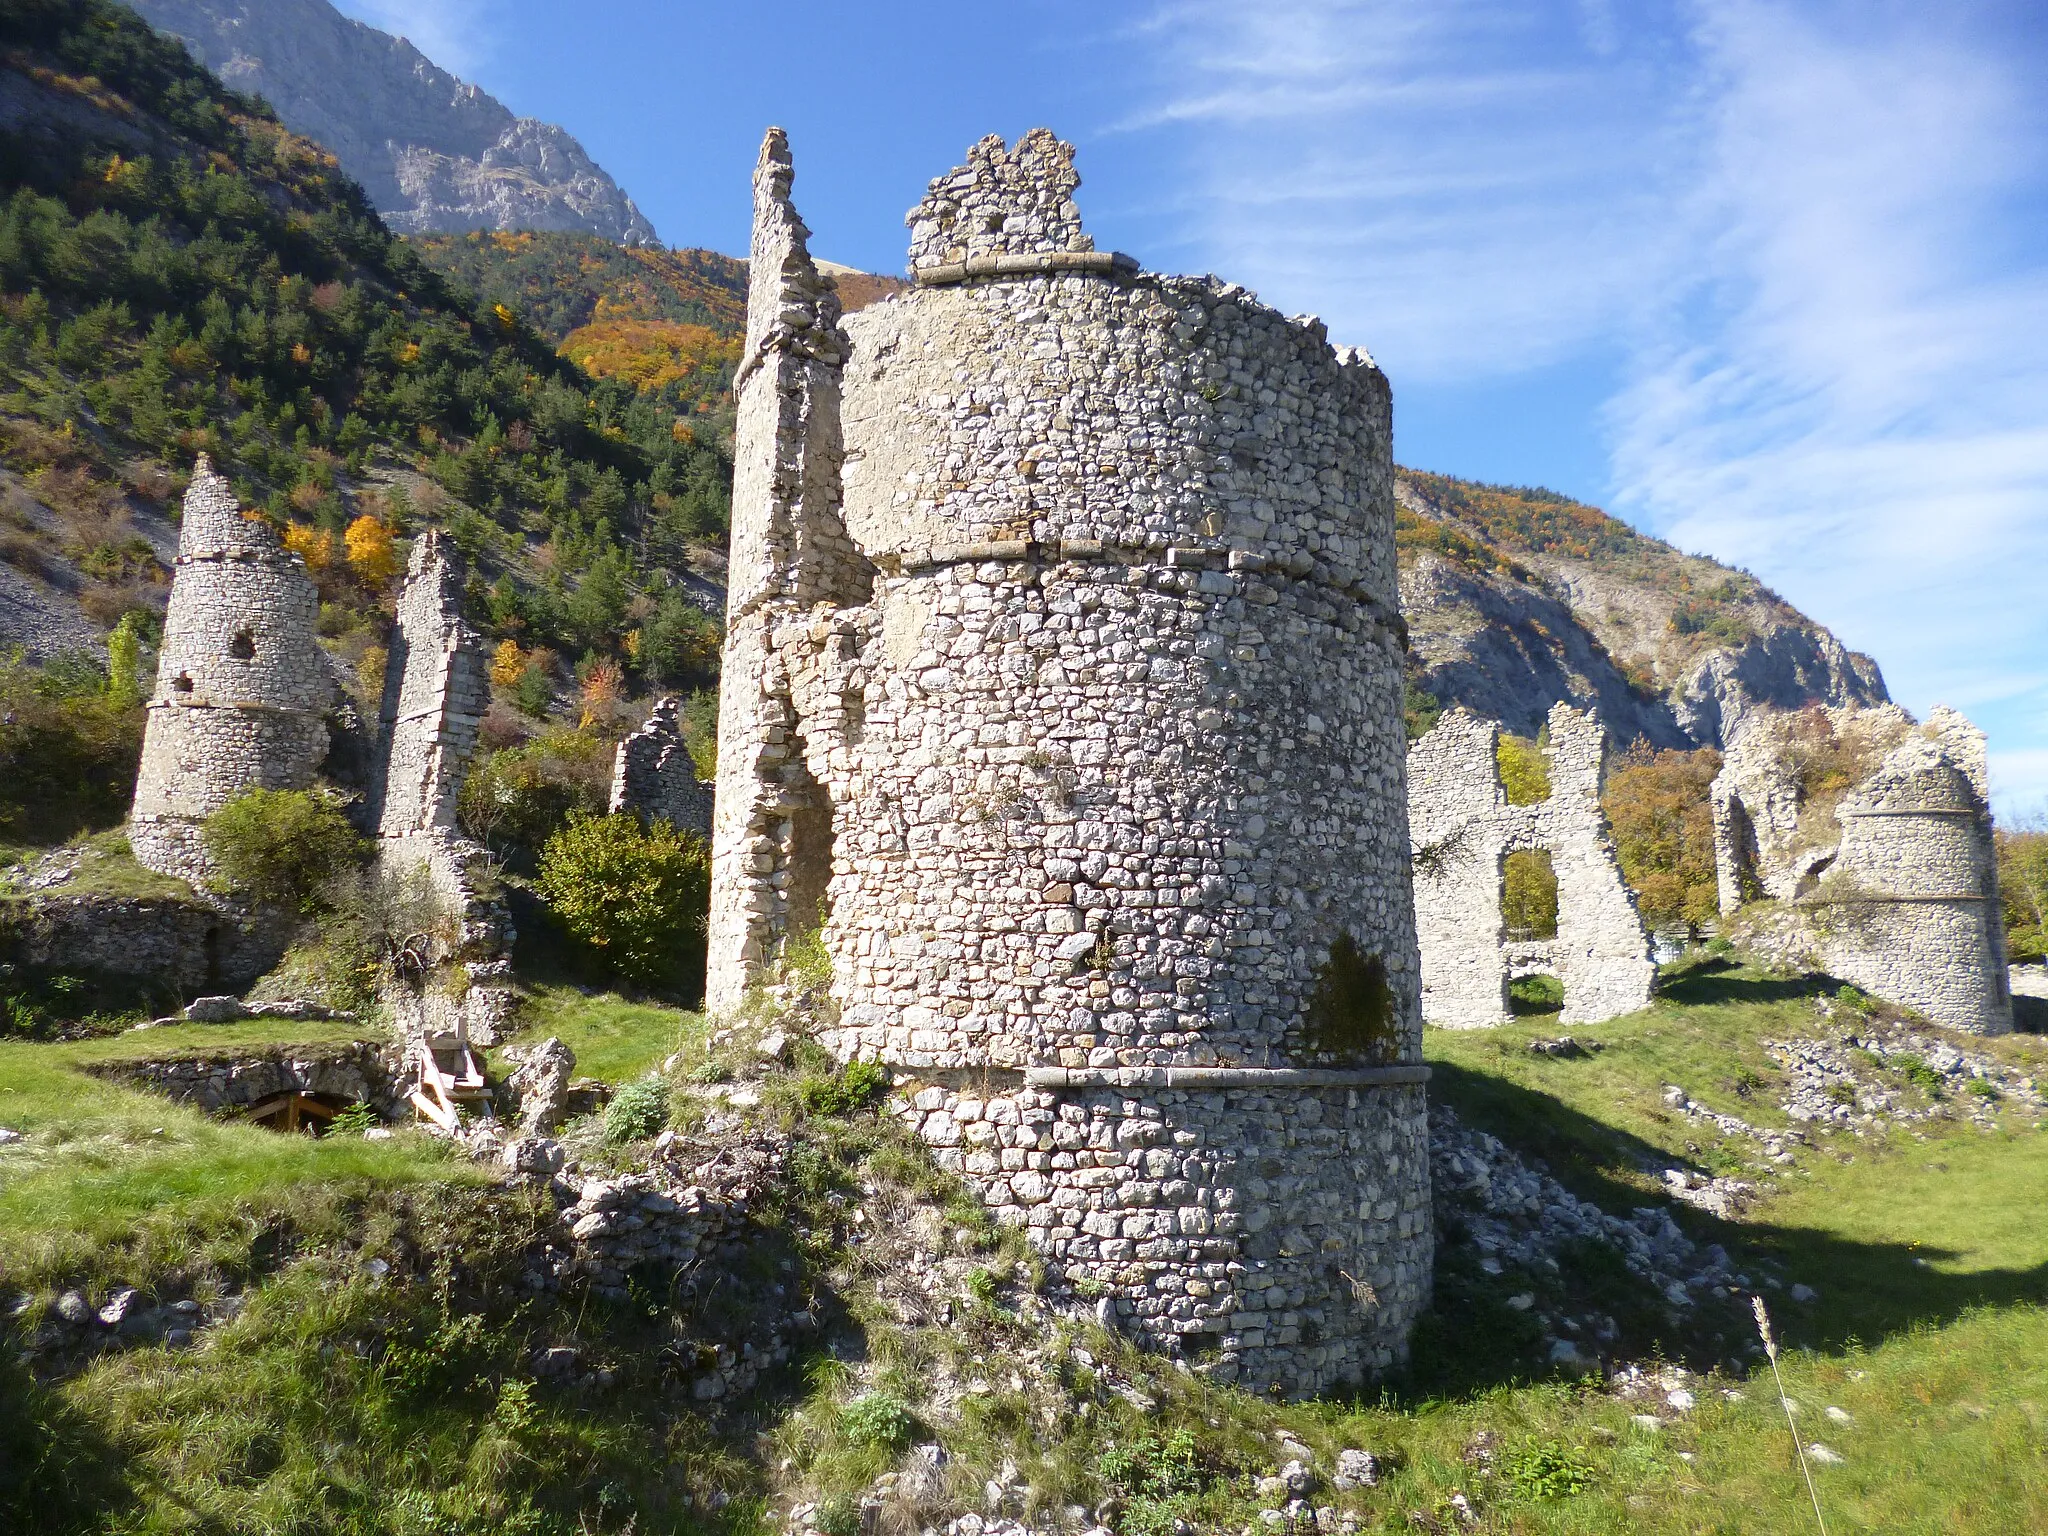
[504, 980, 709, 1084]
[4, 975, 2046, 1532]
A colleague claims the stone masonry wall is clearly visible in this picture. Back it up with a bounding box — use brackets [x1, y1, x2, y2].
[1808, 727, 2011, 1033]
[87, 1041, 402, 1118]
[709, 128, 1431, 1395]
[610, 695, 714, 837]
[2, 892, 292, 995]
[130, 458, 334, 882]
[1407, 702, 1656, 1028]
[1710, 704, 2009, 1034]
[372, 530, 488, 842]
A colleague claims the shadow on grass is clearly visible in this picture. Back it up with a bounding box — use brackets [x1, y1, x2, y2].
[1401, 1060, 2048, 1401]
[1656, 957, 1838, 1009]
[0, 1348, 134, 1532]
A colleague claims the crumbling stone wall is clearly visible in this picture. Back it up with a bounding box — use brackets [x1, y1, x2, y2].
[1407, 703, 1656, 1028]
[87, 1040, 401, 1117]
[707, 128, 1430, 1395]
[371, 530, 487, 844]
[610, 695, 713, 837]
[1, 892, 290, 995]
[129, 457, 336, 881]
[1715, 705, 2010, 1033]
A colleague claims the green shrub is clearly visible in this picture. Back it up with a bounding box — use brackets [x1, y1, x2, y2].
[837, 1392, 914, 1451]
[457, 729, 611, 868]
[603, 1075, 669, 1144]
[265, 861, 453, 1013]
[780, 924, 833, 990]
[813, 1495, 860, 1536]
[1503, 1441, 1597, 1499]
[535, 812, 710, 992]
[0, 652, 143, 841]
[797, 1059, 890, 1118]
[327, 1100, 381, 1135]
[201, 787, 364, 911]
[1893, 1054, 1946, 1097]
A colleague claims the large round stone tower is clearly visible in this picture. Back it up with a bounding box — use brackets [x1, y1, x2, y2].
[130, 457, 334, 882]
[709, 129, 1431, 1395]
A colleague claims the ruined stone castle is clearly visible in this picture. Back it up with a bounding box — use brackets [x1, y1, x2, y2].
[1407, 703, 1656, 1029]
[129, 459, 511, 1035]
[705, 128, 1432, 1395]
[1713, 704, 2010, 1033]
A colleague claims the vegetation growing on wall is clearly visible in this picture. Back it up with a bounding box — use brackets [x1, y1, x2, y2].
[1300, 933, 1396, 1063]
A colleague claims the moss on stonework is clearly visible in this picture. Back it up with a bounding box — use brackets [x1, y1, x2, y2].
[1301, 933, 1397, 1063]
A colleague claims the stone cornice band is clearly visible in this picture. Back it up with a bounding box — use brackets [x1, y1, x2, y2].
[914, 251, 1140, 286]
[1023, 1064, 1430, 1090]
[879, 537, 1408, 648]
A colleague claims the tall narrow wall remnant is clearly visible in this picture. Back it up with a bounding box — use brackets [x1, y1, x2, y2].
[372, 529, 488, 843]
[370, 530, 510, 1042]
[610, 695, 713, 837]
[1712, 704, 2009, 1033]
[130, 457, 336, 882]
[1408, 703, 1656, 1028]
[709, 128, 1431, 1397]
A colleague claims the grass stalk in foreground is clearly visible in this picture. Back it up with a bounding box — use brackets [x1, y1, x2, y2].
[1755, 1292, 1830, 1536]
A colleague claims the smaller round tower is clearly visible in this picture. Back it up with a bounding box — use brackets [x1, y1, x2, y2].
[1817, 735, 2011, 1033]
[129, 457, 335, 883]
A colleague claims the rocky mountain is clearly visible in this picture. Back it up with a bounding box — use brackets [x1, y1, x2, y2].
[1396, 470, 1887, 750]
[127, 0, 658, 245]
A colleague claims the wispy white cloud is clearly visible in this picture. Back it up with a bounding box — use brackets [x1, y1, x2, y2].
[329, 0, 496, 80]
[1126, 0, 1698, 380]
[1607, 0, 2048, 808]
[1129, 0, 2048, 807]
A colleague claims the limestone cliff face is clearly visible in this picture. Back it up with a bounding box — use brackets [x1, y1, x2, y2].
[130, 0, 657, 246]
[1395, 473, 1887, 751]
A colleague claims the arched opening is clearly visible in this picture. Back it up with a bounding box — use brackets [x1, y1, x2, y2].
[173, 672, 194, 692]
[228, 629, 256, 660]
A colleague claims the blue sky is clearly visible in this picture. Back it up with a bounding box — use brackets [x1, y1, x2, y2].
[335, 0, 2048, 814]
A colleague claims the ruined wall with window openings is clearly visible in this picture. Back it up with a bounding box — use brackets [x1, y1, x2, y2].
[1406, 702, 1656, 1029]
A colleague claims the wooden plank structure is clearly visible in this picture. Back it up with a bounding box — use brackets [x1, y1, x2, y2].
[409, 1026, 491, 1129]
[245, 1092, 343, 1135]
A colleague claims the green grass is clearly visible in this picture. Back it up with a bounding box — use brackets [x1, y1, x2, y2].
[1, 828, 196, 903]
[6, 961, 2048, 1532]
[0, 1020, 473, 1286]
[502, 982, 709, 1084]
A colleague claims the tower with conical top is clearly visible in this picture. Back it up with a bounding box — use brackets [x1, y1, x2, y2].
[709, 128, 1431, 1395]
[129, 456, 335, 883]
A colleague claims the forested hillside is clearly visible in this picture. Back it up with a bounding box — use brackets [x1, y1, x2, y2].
[406, 232, 905, 448]
[0, 0, 730, 845]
